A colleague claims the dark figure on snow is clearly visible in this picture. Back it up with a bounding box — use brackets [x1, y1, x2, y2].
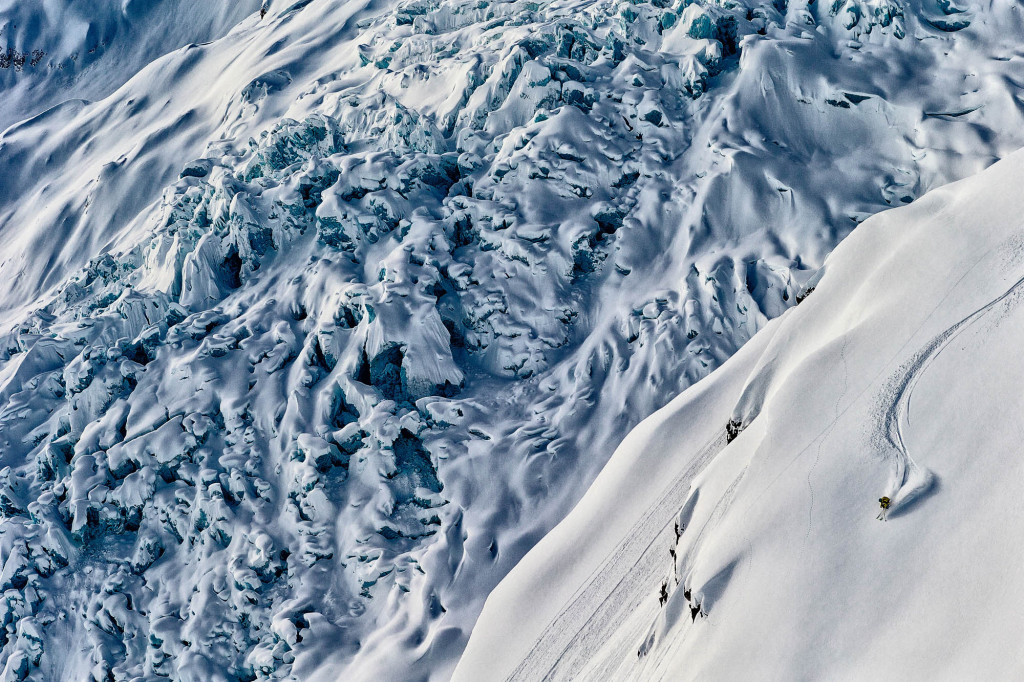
[877, 496, 891, 521]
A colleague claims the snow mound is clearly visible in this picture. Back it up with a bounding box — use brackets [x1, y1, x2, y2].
[456, 147, 1024, 680]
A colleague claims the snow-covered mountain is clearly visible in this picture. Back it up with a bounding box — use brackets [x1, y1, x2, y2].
[0, 1, 262, 125]
[0, 0, 1022, 679]
[456, 145, 1024, 682]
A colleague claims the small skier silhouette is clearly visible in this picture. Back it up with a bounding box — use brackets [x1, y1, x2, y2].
[877, 496, 891, 521]
[260, 1, 269, 19]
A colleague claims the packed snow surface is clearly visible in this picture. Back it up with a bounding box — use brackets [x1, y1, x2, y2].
[0, 0, 1022, 679]
[457, 148, 1024, 680]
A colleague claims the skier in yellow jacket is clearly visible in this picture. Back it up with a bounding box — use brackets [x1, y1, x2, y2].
[877, 496, 891, 521]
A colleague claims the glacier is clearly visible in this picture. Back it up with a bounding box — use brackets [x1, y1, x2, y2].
[0, 0, 1022, 679]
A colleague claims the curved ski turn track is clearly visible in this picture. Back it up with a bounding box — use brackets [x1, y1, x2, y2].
[880, 265, 1024, 511]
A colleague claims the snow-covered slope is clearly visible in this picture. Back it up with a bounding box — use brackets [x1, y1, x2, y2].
[0, 1, 262, 125]
[456, 147, 1024, 680]
[1, 0, 1024, 679]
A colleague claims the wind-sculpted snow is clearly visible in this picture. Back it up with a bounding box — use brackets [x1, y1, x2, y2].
[1, 0, 1024, 679]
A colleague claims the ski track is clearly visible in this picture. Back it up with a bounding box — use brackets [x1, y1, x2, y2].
[881, 269, 1024, 505]
[505, 433, 727, 682]
[737, 237, 1013, 519]
[575, 468, 746, 681]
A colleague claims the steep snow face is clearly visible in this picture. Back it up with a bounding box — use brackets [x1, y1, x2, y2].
[1, 0, 1024, 679]
[456, 149, 1024, 680]
[0, 0, 262, 124]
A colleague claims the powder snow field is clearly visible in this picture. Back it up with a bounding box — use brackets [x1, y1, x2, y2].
[0, 0, 1024, 680]
[457, 149, 1024, 680]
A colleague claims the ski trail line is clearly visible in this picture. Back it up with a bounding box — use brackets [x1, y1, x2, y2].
[881, 268, 1024, 500]
[742, 240, 1011, 512]
[505, 432, 726, 682]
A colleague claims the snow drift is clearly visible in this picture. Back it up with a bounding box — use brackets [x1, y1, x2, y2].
[456, 147, 1024, 680]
